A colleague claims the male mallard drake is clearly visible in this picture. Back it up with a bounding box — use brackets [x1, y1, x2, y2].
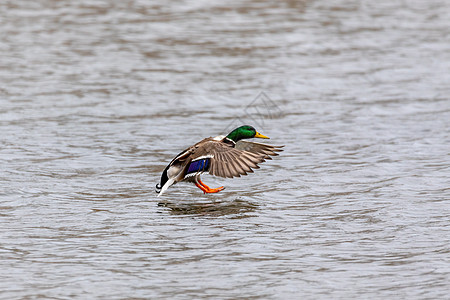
[156, 125, 283, 196]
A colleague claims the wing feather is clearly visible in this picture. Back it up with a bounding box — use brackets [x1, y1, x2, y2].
[199, 140, 270, 178]
[227, 160, 240, 178]
[180, 138, 283, 180]
[236, 141, 284, 159]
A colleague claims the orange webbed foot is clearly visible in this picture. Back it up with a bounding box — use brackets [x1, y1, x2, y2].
[206, 186, 225, 193]
[195, 179, 225, 194]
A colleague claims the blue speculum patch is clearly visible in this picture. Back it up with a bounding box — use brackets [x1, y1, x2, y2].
[187, 159, 209, 174]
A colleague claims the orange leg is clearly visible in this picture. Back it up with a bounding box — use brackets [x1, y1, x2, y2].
[194, 178, 224, 194]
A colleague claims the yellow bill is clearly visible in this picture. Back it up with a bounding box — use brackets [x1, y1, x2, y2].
[254, 131, 270, 139]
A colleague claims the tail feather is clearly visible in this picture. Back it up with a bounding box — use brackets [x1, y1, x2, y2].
[157, 178, 175, 197]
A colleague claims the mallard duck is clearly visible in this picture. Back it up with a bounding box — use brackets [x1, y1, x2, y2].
[156, 125, 283, 196]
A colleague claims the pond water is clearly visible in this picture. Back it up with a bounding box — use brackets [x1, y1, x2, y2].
[1, 0, 449, 298]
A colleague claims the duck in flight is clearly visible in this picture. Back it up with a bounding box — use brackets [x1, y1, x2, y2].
[156, 125, 283, 196]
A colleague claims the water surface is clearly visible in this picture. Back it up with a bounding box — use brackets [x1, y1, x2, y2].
[1, 0, 449, 299]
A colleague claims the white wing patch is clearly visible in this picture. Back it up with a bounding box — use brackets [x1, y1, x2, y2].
[173, 150, 190, 161]
[192, 154, 214, 161]
[184, 171, 206, 178]
[213, 135, 225, 141]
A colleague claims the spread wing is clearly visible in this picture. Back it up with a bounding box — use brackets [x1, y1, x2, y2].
[207, 142, 263, 178]
[236, 141, 284, 160]
[188, 139, 282, 179]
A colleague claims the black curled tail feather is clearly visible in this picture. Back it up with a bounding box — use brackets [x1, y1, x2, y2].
[155, 183, 162, 193]
[155, 164, 170, 194]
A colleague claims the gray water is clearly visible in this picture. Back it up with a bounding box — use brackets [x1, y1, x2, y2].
[1, 0, 449, 299]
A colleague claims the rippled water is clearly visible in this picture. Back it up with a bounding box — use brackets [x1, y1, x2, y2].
[1, 0, 449, 298]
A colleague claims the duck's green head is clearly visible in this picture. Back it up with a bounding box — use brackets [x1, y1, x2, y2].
[226, 125, 269, 142]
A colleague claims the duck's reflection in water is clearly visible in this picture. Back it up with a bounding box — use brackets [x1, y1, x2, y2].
[157, 198, 258, 217]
